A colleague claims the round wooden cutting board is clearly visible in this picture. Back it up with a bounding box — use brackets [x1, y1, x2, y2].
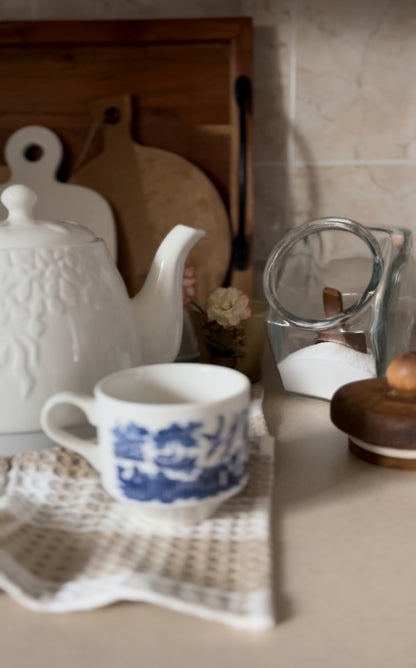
[69, 94, 232, 303]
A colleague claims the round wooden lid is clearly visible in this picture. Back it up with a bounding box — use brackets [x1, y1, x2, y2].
[330, 352, 416, 449]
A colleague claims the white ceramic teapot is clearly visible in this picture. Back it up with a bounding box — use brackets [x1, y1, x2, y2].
[0, 184, 205, 437]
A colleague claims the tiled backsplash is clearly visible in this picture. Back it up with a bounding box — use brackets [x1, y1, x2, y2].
[3, 0, 416, 296]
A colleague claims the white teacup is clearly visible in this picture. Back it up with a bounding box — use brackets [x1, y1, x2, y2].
[41, 363, 251, 525]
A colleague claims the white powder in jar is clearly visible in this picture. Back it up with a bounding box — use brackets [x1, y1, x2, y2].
[278, 341, 376, 400]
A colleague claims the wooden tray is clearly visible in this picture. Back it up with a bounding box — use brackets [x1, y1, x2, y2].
[0, 18, 253, 297]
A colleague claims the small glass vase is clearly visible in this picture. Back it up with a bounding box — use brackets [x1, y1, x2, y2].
[190, 299, 267, 383]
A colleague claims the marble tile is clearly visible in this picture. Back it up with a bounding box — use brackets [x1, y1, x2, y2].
[35, 0, 245, 20]
[290, 164, 416, 233]
[252, 24, 291, 164]
[245, 1, 292, 164]
[0, 0, 36, 19]
[253, 163, 290, 262]
[36, 0, 150, 19]
[242, 0, 290, 26]
[253, 259, 267, 300]
[295, 0, 416, 162]
[164, 0, 245, 18]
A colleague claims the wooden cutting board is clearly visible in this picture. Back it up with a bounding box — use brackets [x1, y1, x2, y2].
[0, 126, 117, 259]
[69, 94, 232, 303]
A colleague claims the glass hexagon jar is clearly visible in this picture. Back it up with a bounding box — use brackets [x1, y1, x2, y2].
[263, 218, 416, 400]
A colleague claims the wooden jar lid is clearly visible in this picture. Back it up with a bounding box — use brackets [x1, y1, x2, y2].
[330, 352, 416, 468]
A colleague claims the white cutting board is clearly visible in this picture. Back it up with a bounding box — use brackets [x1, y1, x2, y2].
[0, 126, 117, 259]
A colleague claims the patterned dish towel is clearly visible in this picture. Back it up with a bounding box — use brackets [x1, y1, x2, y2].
[0, 399, 275, 631]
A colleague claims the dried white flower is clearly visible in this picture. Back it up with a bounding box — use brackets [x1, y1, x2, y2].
[206, 287, 251, 328]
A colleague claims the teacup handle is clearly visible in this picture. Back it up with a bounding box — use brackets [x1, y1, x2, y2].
[41, 392, 101, 472]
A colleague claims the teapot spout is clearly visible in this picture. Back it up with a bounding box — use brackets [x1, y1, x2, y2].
[131, 225, 205, 364]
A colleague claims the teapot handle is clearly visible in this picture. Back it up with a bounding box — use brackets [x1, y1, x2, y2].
[41, 392, 101, 472]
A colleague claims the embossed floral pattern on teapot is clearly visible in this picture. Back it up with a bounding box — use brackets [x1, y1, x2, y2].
[0, 245, 107, 399]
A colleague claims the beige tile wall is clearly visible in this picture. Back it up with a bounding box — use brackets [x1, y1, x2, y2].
[3, 0, 416, 297]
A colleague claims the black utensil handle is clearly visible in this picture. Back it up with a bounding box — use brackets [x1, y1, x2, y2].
[232, 75, 251, 271]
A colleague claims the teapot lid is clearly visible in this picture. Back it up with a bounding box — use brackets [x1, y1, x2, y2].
[0, 184, 97, 248]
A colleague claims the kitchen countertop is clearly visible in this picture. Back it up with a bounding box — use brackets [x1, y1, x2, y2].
[2, 346, 416, 668]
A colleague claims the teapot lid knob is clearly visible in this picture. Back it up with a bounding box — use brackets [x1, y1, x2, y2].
[0, 183, 96, 248]
[1, 184, 37, 226]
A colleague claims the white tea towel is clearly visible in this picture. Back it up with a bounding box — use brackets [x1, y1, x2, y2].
[0, 403, 275, 631]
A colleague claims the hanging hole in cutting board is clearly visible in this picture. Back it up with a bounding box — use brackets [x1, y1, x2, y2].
[24, 144, 44, 162]
[104, 107, 121, 125]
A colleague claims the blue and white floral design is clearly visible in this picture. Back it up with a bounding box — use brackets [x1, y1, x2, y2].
[113, 409, 248, 503]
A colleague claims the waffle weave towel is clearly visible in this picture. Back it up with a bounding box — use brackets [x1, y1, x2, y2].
[0, 401, 275, 631]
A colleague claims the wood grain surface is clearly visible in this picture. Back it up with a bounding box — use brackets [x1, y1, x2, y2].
[70, 94, 231, 302]
[0, 19, 253, 295]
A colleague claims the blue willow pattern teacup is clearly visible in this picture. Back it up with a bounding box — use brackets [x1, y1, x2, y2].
[115, 410, 248, 503]
[41, 363, 251, 524]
